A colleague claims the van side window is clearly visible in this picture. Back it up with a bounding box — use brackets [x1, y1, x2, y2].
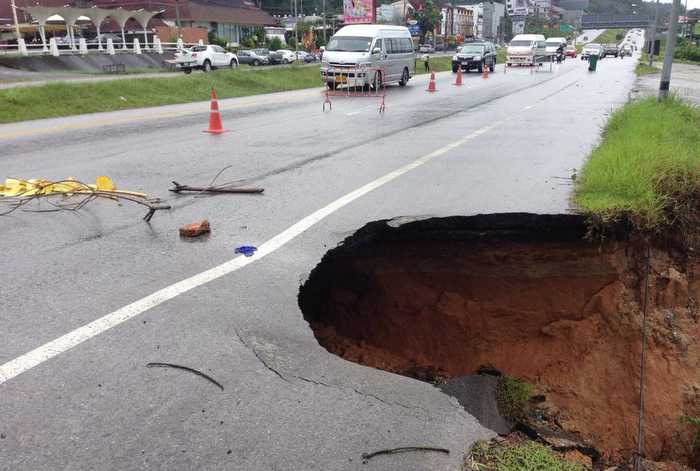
[373, 39, 383, 52]
[386, 38, 395, 54]
[405, 38, 414, 53]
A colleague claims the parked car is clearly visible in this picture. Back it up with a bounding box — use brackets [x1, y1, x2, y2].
[295, 50, 311, 61]
[418, 44, 435, 53]
[581, 43, 604, 60]
[175, 45, 238, 73]
[269, 49, 296, 64]
[565, 45, 577, 58]
[303, 52, 319, 63]
[321, 24, 416, 89]
[237, 49, 270, 66]
[451, 41, 497, 73]
[88, 33, 123, 46]
[602, 44, 619, 58]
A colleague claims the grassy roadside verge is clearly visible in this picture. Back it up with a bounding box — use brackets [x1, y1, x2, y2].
[0, 58, 449, 124]
[592, 29, 625, 45]
[635, 59, 660, 75]
[574, 97, 700, 230]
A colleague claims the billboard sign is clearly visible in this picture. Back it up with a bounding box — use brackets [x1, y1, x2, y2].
[344, 0, 375, 24]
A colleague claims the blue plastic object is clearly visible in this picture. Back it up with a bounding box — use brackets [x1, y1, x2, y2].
[235, 246, 257, 257]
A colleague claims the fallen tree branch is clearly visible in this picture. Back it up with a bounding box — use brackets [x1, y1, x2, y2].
[361, 446, 450, 462]
[170, 181, 264, 194]
[146, 362, 224, 391]
[0, 178, 170, 221]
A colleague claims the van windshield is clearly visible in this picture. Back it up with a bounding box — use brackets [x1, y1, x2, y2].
[510, 40, 533, 47]
[327, 36, 372, 52]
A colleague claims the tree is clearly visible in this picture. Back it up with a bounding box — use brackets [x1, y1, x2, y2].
[416, 0, 441, 44]
[268, 37, 283, 50]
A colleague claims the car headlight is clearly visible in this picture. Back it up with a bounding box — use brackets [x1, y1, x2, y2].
[452, 55, 458, 61]
[474, 55, 481, 61]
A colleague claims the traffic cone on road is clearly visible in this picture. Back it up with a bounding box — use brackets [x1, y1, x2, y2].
[482, 66, 489, 80]
[454, 67, 463, 86]
[427, 71, 437, 92]
[203, 88, 226, 134]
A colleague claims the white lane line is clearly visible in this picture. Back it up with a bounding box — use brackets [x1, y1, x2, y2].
[0, 122, 499, 386]
[346, 111, 361, 116]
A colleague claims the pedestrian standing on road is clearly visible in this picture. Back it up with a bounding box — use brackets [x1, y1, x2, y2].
[423, 54, 430, 72]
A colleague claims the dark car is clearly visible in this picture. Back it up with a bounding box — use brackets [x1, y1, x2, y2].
[451, 41, 497, 73]
[602, 44, 619, 58]
[237, 49, 270, 66]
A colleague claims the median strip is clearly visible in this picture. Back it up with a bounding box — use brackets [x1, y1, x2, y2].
[0, 57, 452, 125]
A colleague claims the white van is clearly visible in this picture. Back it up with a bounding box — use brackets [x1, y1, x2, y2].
[506, 34, 546, 66]
[321, 24, 416, 89]
[545, 37, 567, 61]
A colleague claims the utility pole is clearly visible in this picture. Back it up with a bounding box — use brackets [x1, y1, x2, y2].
[174, 0, 181, 38]
[294, 0, 298, 54]
[10, 0, 21, 43]
[659, 0, 681, 100]
[322, 0, 326, 43]
[648, 0, 659, 67]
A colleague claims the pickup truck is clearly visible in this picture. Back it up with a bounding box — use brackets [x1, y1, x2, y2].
[175, 45, 238, 74]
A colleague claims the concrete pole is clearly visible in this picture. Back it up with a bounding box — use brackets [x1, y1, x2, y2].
[10, 0, 22, 43]
[659, 0, 681, 100]
[648, 0, 659, 66]
[322, 0, 326, 43]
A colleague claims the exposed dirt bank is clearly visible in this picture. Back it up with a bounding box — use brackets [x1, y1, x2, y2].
[299, 214, 700, 466]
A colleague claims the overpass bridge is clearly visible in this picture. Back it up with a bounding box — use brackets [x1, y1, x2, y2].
[582, 15, 652, 29]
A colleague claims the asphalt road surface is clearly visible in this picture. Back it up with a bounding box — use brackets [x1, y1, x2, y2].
[0, 55, 638, 470]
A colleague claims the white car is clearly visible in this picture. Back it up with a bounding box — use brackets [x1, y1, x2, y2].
[276, 49, 297, 63]
[175, 45, 238, 74]
[295, 50, 311, 61]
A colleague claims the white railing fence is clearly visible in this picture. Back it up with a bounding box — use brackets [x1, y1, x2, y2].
[0, 37, 201, 56]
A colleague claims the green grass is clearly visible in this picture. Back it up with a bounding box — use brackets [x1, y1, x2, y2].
[497, 375, 532, 420]
[424, 55, 453, 73]
[0, 65, 322, 123]
[574, 97, 700, 230]
[468, 440, 585, 471]
[0, 58, 451, 123]
[592, 29, 626, 45]
[635, 59, 660, 75]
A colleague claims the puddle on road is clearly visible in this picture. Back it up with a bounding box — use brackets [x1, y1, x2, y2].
[299, 213, 700, 467]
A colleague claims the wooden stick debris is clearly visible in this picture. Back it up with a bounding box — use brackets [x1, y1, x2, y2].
[361, 446, 450, 463]
[146, 362, 224, 391]
[169, 181, 264, 194]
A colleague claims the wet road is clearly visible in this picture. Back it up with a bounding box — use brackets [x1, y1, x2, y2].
[0, 55, 638, 470]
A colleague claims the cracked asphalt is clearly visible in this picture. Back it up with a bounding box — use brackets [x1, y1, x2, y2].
[0, 54, 638, 470]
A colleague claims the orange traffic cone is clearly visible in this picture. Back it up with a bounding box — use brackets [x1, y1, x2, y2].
[454, 67, 463, 86]
[427, 71, 437, 92]
[204, 88, 226, 134]
[482, 65, 489, 79]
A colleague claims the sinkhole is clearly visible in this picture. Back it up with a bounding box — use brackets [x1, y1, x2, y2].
[299, 214, 700, 466]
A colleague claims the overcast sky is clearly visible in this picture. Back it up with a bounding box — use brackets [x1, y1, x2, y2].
[655, 0, 700, 11]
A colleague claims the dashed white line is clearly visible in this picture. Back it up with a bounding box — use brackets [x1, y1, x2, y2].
[346, 111, 361, 116]
[0, 122, 500, 386]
